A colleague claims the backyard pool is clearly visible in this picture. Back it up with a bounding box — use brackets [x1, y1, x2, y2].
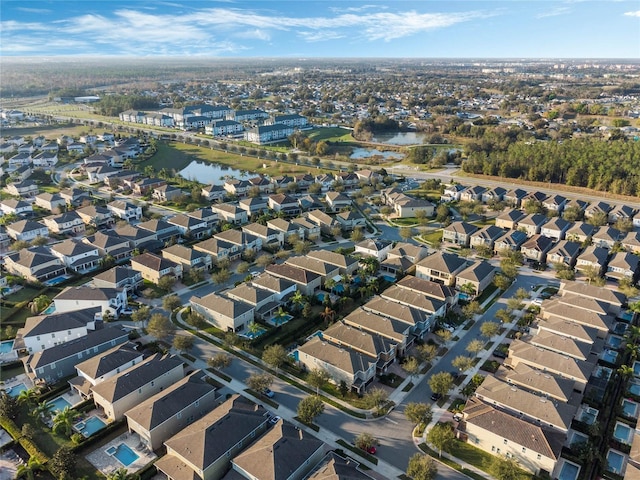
[0, 340, 14, 354]
[44, 275, 69, 287]
[5, 383, 27, 398]
[76, 416, 107, 437]
[107, 443, 139, 467]
[42, 304, 56, 315]
[47, 396, 72, 413]
[271, 314, 292, 326]
[629, 381, 640, 396]
[613, 422, 633, 444]
[601, 349, 618, 364]
[606, 450, 625, 475]
[614, 322, 628, 335]
[380, 274, 396, 283]
[558, 461, 580, 480]
[622, 399, 639, 418]
[240, 327, 266, 340]
[607, 335, 623, 349]
[332, 284, 345, 294]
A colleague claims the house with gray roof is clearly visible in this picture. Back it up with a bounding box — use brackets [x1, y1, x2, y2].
[3, 246, 64, 283]
[91, 354, 184, 421]
[69, 342, 143, 399]
[524, 330, 593, 362]
[415, 251, 467, 286]
[250, 274, 297, 302]
[606, 252, 639, 283]
[155, 395, 269, 480]
[518, 213, 548, 237]
[342, 307, 411, 355]
[503, 188, 528, 207]
[584, 201, 612, 220]
[565, 221, 596, 243]
[470, 225, 504, 250]
[285, 256, 340, 285]
[82, 231, 133, 263]
[520, 234, 554, 263]
[592, 226, 621, 249]
[265, 264, 321, 296]
[43, 210, 85, 235]
[481, 186, 506, 204]
[190, 292, 255, 333]
[354, 238, 393, 262]
[53, 286, 128, 319]
[494, 230, 527, 255]
[266, 218, 305, 243]
[541, 217, 571, 241]
[621, 231, 640, 255]
[238, 196, 269, 216]
[229, 420, 325, 480]
[1, 198, 33, 216]
[131, 252, 183, 284]
[442, 221, 479, 247]
[225, 283, 279, 320]
[559, 281, 625, 316]
[23, 327, 129, 384]
[125, 371, 219, 450]
[456, 260, 496, 296]
[495, 209, 526, 230]
[50, 238, 101, 273]
[92, 266, 142, 291]
[106, 200, 142, 221]
[6, 219, 49, 241]
[167, 213, 211, 240]
[34, 193, 64, 213]
[362, 296, 431, 338]
[496, 363, 576, 403]
[546, 240, 581, 268]
[194, 236, 241, 262]
[535, 317, 598, 346]
[76, 204, 114, 228]
[113, 224, 158, 249]
[380, 285, 445, 324]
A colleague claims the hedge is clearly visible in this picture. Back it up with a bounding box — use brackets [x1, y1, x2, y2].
[18, 437, 49, 463]
[0, 415, 22, 439]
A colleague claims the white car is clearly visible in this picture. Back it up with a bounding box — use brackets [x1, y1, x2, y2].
[121, 308, 135, 316]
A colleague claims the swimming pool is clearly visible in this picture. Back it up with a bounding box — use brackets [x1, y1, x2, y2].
[629, 381, 640, 396]
[333, 284, 345, 294]
[607, 335, 623, 349]
[42, 304, 56, 315]
[606, 450, 625, 475]
[614, 322, 628, 335]
[316, 292, 330, 302]
[633, 361, 640, 377]
[601, 349, 618, 364]
[44, 275, 69, 287]
[271, 314, 292, 325]
[240, 327, 266, 339]
[76, 415, 107, 437]
[380, 274, 396, 283]
[613, 422, 633, 444]
[0, 340, 14, 354]
[107, 443, 139, 467]
[47, 396, 72, 413]
[558, 461, 580, 480]
[5, 383, 27, 398]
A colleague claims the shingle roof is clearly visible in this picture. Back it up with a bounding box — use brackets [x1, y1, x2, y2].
[396, 275, 456, 301]
[362, 296, 429, 327]
[74, 342, 141, 379]
[380, 285, 445, 314]
[298, 336, 377, 375]
[266, 263, 320, 284]
[322, 321, 395, 358]
[416, 251, 466, 274]
[497, 363, 575, 403]
[131, 252, 179, 272]
[20, 307, 100, 338]
[306, 452, 374, 480]
[189, 292, 254, 319]
[456, 261, 495, 283]
[342, 307, 409, 343]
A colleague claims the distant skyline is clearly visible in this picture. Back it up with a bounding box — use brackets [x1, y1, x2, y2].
[1, 1, 639, 59]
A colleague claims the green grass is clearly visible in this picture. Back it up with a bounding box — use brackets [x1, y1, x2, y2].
[476, 283, 500, 307]
[306, 127, 354, 143]
[449, 440, 535, 480]
[1, 361, 25, 381]
[420, 229, 443, 246]
[4, 286, 43, 303]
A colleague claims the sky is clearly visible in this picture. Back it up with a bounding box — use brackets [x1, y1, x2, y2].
[1, 1, 639, 59]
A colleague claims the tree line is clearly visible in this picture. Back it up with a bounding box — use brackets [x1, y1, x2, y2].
[95, 94, 159, 116]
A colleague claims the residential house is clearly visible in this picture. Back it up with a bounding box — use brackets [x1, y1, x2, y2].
[205, 119, 244, 136]
[76, 205, 115, 228]
[606, 252, 639, 282]
[563, 199, 589, 218]
[91, 354, 184, 421]
[225, 283, 278, 320]
[307, 250, 359, 276]
[381, 242, 430, 276]
[50, 239, 101, 273]
[380, 187, 434, 218]
[269, 113, 309, 128]
[13, 308, 101, 354]
[1, 198, 33, 216]
[23, 327, 129, 384]
[334, 172, 360, 190]
[297, 336, 377, 394]
[92, 266, 142, 291]
[86, 164, 121, 184]
[542, 194, 567, 214]
[43, 211, 85, 235]
[379, 286, 444, 331]
[584, 201, 612, 220]
[125, 371, 218, 450]
[7, 152, 32, 168]
[250, 274, 297, 303]
[285, 256, 340, 285]
[305, 453, 375, 480]
[342, 307, 410, 356]
[188, 208, 219, 232]
[415, 252, 467, 286]
[132, 178, 166, 196]
[267, 218, 305, 243]
[242, 222, 285, 248]
[470, 225, 504, 250]
[546, 240, 581, 268]
[247, 175, 273, 194]
[155, 395, 269, 480]
[565, 222, 596, 244]
[6, 219, 49, 241]
[113, 225, 158, 250]
[294, 173, 315, 191]
[224, 179, 251, 198]
[503, 188, 528, 207]
[518, 214, 548, 237]
[298, 194, 325, 213]
[32, 151, 59, 168]
[325, 192, 352, 212]
[131, 252, 183, 284]
[575, 245, 609, 276]
[456, 261, 496, 296]
[442, 184, 466, 202]
[106, 200, 143, 222]
[268, 194, 301, 216]
[60, 188, 91, 207]
[314, 174, 335, 192]
[53, 286, 128, 318]
[230, 420, 324, 480]
[190, 292, 255, 333]
[3, 247, 65, 283]
[69, 342, 143, 399]
[396, 274, 459, 309]
[520, 235, 554, 264]
[592, 226, 621, 249]
[306, 209, 338, 235]
[291, 217, 321, 240]
[201, 184, 226, 202]
[495, 209, 526, 230]
[34, 193, 65, 213]
[166, 213, 211, 240]
[138, 219, 181, 245]
[238, 197, 269, 216]
[193, 237, 241, 262]
[214, 229, 262, 254]
[442, 221, 479, 247]
[5, 179, 38, 197]
[362, 296, 432, 341]
[540, 217, 571, 241]
[459, 396, 564, 476]
[622, 231, 640, 254]
[83, 231, 134, 263]
[153, 184, 184, 203]
[335, 210, 366, 231]
[12, 164, 32, 182]
[162, 244, 212, 272]
[460, 185, 487, 202]
[481, 186, 506, 204]
[559, 282, 625, 316]
[244, 124, 294, 145]
[354, 239, 393, 262]
[265, 263, 322, 296]
[212, 203, 248, 225]
[522, 191, 548, 207]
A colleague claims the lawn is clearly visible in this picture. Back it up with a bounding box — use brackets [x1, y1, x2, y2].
[419, 229, 443, 246]
[4, 286, 44, 304]
[306, 127, 354, 143]
[449, 440, 535, 479]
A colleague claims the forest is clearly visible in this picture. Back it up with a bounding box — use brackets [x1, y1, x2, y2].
[461, 138, 640, 196]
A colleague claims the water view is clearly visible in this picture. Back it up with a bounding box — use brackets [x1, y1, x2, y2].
[371, 131, 427, 145]
[179, 161, 244, 185]
[350, 148, 404, 160]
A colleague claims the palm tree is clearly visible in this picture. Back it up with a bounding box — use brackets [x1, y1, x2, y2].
[247, 321, 261, 337]
[320, 306, 336, 324]
[324, 278, 337, 293]
[16, 457, 44, 480]
[618, 364, 634, 380]
[626, 342, 640, 361]
[107, 468, 135, 480]
[17, 388, 38, 408]
[52, 406, 77, 437]
[291, 290, 307, 312]
[32, 401, 54, 422]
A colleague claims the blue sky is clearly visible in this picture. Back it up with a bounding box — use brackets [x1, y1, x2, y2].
[1, 1, 639, 58]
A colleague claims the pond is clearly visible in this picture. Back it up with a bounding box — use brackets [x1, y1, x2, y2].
[179, 161, 245, 185]
[350, 148, 404, 160]
[371, 132, 427, 145]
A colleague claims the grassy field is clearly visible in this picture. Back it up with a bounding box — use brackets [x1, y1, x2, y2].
[306, 127, 354, 143]
[2, 123, 90, 139]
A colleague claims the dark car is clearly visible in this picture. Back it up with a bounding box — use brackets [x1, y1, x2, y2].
[431, 392, 442, 401]
[262, 388, 275, 398]
[449, 371, 460, 379]
[493, 350, 508, 359]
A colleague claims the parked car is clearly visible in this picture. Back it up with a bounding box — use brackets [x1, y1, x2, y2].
[493, 350, 508, 359]
[262, 388, 275, 398]
[121, 308, 135, 316]
[431, 392, 442, 401]
[269, 415, 281, 425]
[364, 446, 376, 455]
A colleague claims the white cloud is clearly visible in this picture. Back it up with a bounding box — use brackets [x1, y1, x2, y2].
[536, 6, 571, 18]
[624, 10, 640, 16]
[235, 29, 271, 41]
[15, 7, 52, 14]
[297, 30, 346, 42]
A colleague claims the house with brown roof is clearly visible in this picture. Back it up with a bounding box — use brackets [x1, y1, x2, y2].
[250, 274, 297, 303]
[540, 217, 571, 241]
[306, 209, 338, 235]
[190, 292, 255, 333]
[415, 251, 467, 286]
[229, 420, 325, 480]
[76, 204, 115, 228]
[131, 252, 183, 284]
[268, 193, 301, 216]
[342, 307, 411, 355]
[3, 247, 65, 283]
[335, 210, 366, 231]
[456, 261, 496, 296]
[325, 192, 352, 212]
[503, 188, 528, 207]
[113, 224, 158, 249]
[212, 203, 248, 225]
[396, 275, 459, 307]
[606, 252, 639, 282]
[558, 282, 625, 316]
[575, 245, 609, 276]
[381, 242, 429, 276]
[497, 363, 576, 403]
[285, 256, 340, 285]
[1, 198, 33, 216]
[305, 452, 375, 480]
[265, 263, 321, 296]
[34, 193, 65, 212]
[442, 221, 479, 247]
[621, 231, 640, 254]
[155, 395, 269, 480]
[92, 266, 142, 292]
[565, 221, 596, 243]
[242, 222, 285, 248]
[546, 240, 581, 268]
[162, 244, 212, 272]
[50, 238, 101, 273]
[520, 234, 554, 263]
[592, 226, 621, 249]
[225, 283, 279, 320]
[307, 250, 358, 276]
[459, 396, 564, 476]
[362, 296, 431, 341]
[535, 317, 598, 347]
[297, 336, 377, 394]
[291, 216, 321, 240]
[125, 371, 219, 450]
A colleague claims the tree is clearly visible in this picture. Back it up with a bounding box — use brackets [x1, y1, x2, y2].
[581, 264, 602, 284]
[480, 321, 500, 339]
[246, 372, 274, 393]
[262, 344, 288, 373]
[107, 468, 136, 480]
[32, 400, 54, 423]
[462, 373, 486, 397]
[162, 294, 182, 312]
[466, 339, 484, 356]
[452, 355, 474, 373]
[31, 295, 51, 314]
[399, 226, 414, 241]
[619, 277, 639, 298]
[491, 455, 524, 480]
[426, 423, 455, 457]
[435, 329, 452, 344]
[406, 453, 438, 480]
[291, 290, 307, 311]
[493, 273, 512, 290]
[0, 393, 19, 419]
[147, 313, 174, 341]
[514, 287, 530, 300]
[495, 308, 514, 324]
[256, 253, 274, 268]
[416, 343, 438, 364]
[212, 268, 231, 285]
[435, 204, 450, 223]
[402, 356, 421, 380]
[359, 257, 379, 276]
[17, 388, 38, 408]
[587, 211, 608, 227]
[404, 402, 433, 427]
[297, 395, 324, 424]
[363, 387, 388, 412]
[172, 335, 194, 353]
[208, 352, 232, 370]
[461, 301, 481, 319]
[338, 380, 349, 397]
[157, 275, 176, 292]
[320, 305, 336, 324]
[16, 457, 44, 480]
[307, 368, 331, 395]
[354, 432, 377, 451]
[131, 305, 151, 326]
[429, 372, 454, 398]
[50, 446, 76, 480]
[350, 227, 364, 243]
[53, 406, 77, 437]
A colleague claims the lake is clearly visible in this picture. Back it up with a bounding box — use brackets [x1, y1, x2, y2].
[371, 132, 427, 145]
[179, 161, 245, 185]
[350, 148, 405, 160]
